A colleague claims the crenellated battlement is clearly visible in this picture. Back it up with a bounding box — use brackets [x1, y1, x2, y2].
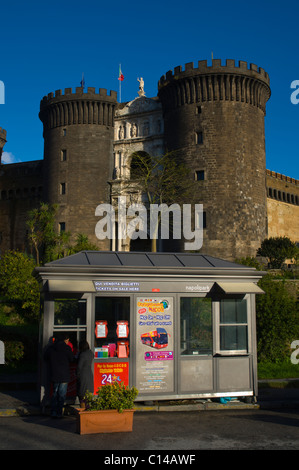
[39, 87, 118, 129]
[266, 169, 299, 186]
[158, 58, 271, 113]
[40, 87, 118, 108]
[158, 58, 270, 87]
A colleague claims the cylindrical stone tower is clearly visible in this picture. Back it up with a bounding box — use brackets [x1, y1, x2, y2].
[39, 87, 117, 249]
[158, 59, 271, 260]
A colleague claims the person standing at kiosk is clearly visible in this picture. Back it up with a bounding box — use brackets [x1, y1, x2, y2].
[77, 340, 94, 406]
[44, 334, 74, 418]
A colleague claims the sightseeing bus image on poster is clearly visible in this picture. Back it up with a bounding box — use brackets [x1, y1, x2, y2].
[140, 328, 168, 349]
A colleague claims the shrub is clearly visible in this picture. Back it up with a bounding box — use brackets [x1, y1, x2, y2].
[0, 251, 39, 322]
[83, 382, 138, 413]
[256, 275, 299, 363]
[3, 341, 25, 366]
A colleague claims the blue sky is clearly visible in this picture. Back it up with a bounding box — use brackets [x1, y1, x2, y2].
[0, 0, 298, 179]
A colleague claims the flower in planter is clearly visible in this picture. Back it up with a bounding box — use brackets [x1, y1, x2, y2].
[83, 382, 138, 413]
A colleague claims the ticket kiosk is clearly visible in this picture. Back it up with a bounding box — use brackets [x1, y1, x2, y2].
[36, 251, 264, 403]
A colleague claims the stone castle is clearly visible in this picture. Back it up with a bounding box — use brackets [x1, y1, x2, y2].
[0, 58, 298, 261]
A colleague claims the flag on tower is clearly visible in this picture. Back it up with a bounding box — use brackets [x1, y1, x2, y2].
[118, 65, 124, 81]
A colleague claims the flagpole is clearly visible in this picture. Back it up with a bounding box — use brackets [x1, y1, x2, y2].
[119, 64, 121, 102]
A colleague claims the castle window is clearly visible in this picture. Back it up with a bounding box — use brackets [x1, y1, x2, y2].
[196, 106, 202, 114]
[59, 222, 66, 233]
[195, 170, 205, 181]
[60, 183, 66, 195]
[61, 149, 67, 161]
[196, 132, 203, 144]
[62, 128, 67, 136]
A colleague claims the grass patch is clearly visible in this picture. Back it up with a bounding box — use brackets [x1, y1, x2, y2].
[258, 360, 299, 380]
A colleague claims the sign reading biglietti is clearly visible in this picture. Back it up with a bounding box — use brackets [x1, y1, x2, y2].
[94, 281, 140, 292]
[93, 280, 212, 293]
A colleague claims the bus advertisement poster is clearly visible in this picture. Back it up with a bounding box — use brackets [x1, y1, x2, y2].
[136, 297, 174, 393]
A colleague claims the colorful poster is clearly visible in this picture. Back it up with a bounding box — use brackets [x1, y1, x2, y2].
[136, 297, 174, 394]
[93, 361, 129, 393]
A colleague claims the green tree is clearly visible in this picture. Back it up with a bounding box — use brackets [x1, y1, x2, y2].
[27, 202, 97, 264]
[256, 274, 299, 362]
[27, 202, 59, 265]
[0, 251, 40, 322]
[235, 256, 264, 270]
[119, 151, 199, 252]
[257, 236, 298, 269]
[69, 233, 98, 254]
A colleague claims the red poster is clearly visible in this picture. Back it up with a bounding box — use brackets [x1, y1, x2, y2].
[94, 362, 129, 393]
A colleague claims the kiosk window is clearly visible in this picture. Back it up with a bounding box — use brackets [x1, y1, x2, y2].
[95, 297, 130, 357]
[180, 297, 212, 355]
[53, 299, 87, 353]
[219, 299, 248, 352]
[54, 299, 86, 326]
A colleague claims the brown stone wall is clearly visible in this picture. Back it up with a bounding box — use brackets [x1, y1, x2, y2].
[267, 198, 299, 242]
[266, 170, 299, 242]
[0, 161, 43, 253]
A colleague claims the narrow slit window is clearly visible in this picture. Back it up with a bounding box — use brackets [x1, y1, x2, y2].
[60, 183, 66, 195]
[196, 132, 203, 144]
[59, 222, 66, 233]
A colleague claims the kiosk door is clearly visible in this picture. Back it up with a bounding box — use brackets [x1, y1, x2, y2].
[136, 296, 174, 396]
[179, 297, 214, 393]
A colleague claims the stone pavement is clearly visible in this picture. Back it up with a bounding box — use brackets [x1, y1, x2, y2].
[0, 371, 298, 416]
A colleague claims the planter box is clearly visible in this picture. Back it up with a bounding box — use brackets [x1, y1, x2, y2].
[76, 408, 135, 434]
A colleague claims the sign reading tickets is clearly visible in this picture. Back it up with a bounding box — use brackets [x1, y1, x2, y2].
[94, 362, 129, 393]
[136, 297, 174, 394]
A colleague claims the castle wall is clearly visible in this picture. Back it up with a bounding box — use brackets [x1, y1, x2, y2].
[266, 170, 299, 242]
[1, 59, 298, 261]
[0, 161, 43, 253]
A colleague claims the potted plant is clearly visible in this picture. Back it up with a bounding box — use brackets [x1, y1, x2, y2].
[76, 381, 138, 434]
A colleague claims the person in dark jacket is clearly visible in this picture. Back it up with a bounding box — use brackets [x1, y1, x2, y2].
[44, 334, 74, 418]
[77, 340, 94, 406]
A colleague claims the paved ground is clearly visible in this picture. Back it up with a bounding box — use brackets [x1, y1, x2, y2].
[0, 405, 299, 451]
[0, 372, 298, 452]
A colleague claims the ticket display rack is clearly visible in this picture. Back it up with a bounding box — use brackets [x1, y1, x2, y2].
[94, 320, 130, 359]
